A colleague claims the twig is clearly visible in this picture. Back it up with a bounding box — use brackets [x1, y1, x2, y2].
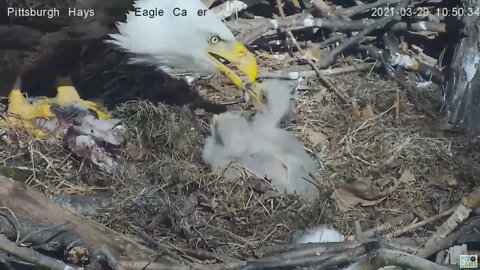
[415, 188, 480, 258]
[92, 245, 126, 270]
[384, 207, 455, 238]
[421, 206, 471, 249]
[275, 0, 286, 17]
[414, 218, 480, 258]
[174, 246, 242, 263]
[310, 0, 332, 16]
[275, 0, 350, 104]
[210, 0, 248, 20]
[343, 248, 453, 270]
[0, 252, 36, 270]
[241, 253, 333, 270]
[121, 260, 195, 270]
[457, 232, 480, 245]
[395, 87, 400, 121]
[261, 242, 362, 261]
[262, 237, 426, 257]
[0, 234, 80, 270]
[338, 0, 403, 18]
[241, 245, 367, 270]
[258, 62, 381, 79]
[312, 245, 367, 269]
[383, 31, 444, 83]
[289, 31, 350, 103]
[122, 261, 247, 270]
[364, 213, 414, 239]
[391, 21, 446, 32]
[315, 0, 409, 70]
[0, 207, 20, 242]
[239, 13, 369, 45]
[139, 231, 196, 268]
[0, 212, 84, 254]
[239, 11, 443, 45]
[0, 255, 16, 270]
[435, 250, 446, 264]
[201, 0, 215, 8]
[360, 44, 436, 117]
[353, 221, 366, 243]
[17, 221, 71, 245]
[262, 241, 358, 256]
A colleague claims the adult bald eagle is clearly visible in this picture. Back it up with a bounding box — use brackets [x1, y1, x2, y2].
[1, 0, 259, 122]
[108, 0, 258, 90]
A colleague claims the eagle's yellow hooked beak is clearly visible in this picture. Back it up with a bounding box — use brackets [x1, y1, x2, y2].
[245, 82, 263, 103]
[208, 41, 258, 94]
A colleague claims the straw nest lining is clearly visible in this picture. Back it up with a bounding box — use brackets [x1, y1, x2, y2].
[0, 70, 476, 258]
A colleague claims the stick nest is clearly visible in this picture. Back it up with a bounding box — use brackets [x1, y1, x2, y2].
[0, 69, 477, 258]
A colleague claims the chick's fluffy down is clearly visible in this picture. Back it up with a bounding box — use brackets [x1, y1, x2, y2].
[202, 80, 319, 201]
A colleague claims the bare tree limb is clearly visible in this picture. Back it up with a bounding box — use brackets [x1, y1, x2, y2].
[0, 234, 80, 270]
[344, 248, 454, 270]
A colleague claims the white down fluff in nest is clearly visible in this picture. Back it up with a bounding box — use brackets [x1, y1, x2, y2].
[202, 80, 319, 201]
[289, 225, 345, 244]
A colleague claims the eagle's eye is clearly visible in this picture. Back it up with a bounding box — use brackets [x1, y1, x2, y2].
[209, 35, 220, 44]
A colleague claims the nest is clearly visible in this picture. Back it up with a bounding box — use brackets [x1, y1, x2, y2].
[0, 70, 476, 259]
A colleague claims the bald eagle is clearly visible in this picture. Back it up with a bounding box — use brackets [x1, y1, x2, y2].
[108, 0, 258, 89]
[2, 0, 259, 124]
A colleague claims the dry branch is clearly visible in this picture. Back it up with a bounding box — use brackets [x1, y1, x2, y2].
[315, 0, 409, 70]
[210, 0, 248, 19]
[338, 0, 403, 18]
[92, 246, 127, 270]
[344, 248, 454, 270]
[238, 11, 443, 45]
[0, 209, 83, 252]
[121, 260, 247, 270]
[360, 44, 436, 117]
[415, 187, 480, 258]
[258, 62, 380, 79]
[363, 213, 415, 238]
[242, 245, 367, 270]
[415, 216, 480, 258]
[0, 175, 156, 261]
[139, 231, 196, 267]
[384, 207, 455, 238]
[0, 234, 80, 270]
[275, 0, 350, 103]
[261, 242, 362, 262]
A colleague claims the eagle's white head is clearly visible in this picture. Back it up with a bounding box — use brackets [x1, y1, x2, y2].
[108, 0, 257, 88]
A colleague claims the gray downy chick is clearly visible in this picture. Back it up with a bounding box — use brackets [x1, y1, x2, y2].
[202, 111, 255, 169]
[202, 79, 319, 201]
[248, 79, 318, 200]
[246, 128, 318, 200]
[252, 79, 294, 128]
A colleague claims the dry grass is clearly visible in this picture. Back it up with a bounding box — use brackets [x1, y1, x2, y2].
[0, 70, 477, 259]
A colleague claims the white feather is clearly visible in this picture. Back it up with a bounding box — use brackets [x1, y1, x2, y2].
[107, 0, 236, 74]
[290, 225, 345, 244]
